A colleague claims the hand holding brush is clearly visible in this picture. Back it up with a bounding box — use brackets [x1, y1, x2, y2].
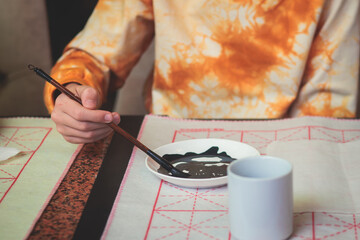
[29, 65, 189, 178]
[29, 64, 120, 144]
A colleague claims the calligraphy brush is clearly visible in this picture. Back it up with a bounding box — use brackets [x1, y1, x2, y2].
[28, 64, 190, 178]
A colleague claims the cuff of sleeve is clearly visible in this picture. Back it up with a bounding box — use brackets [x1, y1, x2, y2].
[43, 77, 102, 113]
[43, 50, 108, 113]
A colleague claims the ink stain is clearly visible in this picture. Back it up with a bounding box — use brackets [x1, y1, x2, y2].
[158, 146, 236, 179]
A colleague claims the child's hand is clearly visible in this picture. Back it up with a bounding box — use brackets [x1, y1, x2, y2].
[51, 84, 120, 143]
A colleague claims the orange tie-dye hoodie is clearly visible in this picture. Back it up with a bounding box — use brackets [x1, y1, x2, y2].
[44, 0, 360, 118]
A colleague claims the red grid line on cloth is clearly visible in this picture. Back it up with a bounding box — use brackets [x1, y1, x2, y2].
[344, 130, 360, 142]
[152, 211, 227, 240]
[276, 127, 308, 142]
[0, 126, 52, 203]
[0, 168, 16, 178]
[156, 182, 227, 210]
[145, 180, 165, 240]
[310, 127, 343, 142]
[146, 179, 229, 239]
[12, 129, 47, 140]
[1, 179, 14, 184]
[293, 212, 360, 240]
[172, 128, 225, 142]
[186, 188, 198, 239]
[144, 126, 360, 240]
[354, 214, 359, 239]
[1, 127, 49, 151]
[346, 135, 360, 143]
[0, 128, 19, 148]
[156, 194, 196, 210]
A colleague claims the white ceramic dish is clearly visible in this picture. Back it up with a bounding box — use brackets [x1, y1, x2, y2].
[145, 138, 260, 188]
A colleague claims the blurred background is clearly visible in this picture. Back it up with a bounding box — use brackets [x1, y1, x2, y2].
[0, 0, 151, 117]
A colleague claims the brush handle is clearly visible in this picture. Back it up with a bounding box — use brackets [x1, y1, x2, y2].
[29, 65, 82, 104]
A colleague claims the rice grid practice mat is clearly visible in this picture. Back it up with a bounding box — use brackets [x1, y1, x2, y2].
[0, 118, 81, 239]
[102, 115, 360, 240]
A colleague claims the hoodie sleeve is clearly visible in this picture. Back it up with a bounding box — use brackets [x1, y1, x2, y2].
[44, 0, 155, 113]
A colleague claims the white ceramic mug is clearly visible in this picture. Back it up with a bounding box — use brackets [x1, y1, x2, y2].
[228, 156, 293, 240]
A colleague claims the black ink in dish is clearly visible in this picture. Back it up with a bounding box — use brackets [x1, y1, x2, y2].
[157, 146, 236, 178]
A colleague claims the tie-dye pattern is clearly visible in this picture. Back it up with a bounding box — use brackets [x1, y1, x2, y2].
[44, 0, 359, 118]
